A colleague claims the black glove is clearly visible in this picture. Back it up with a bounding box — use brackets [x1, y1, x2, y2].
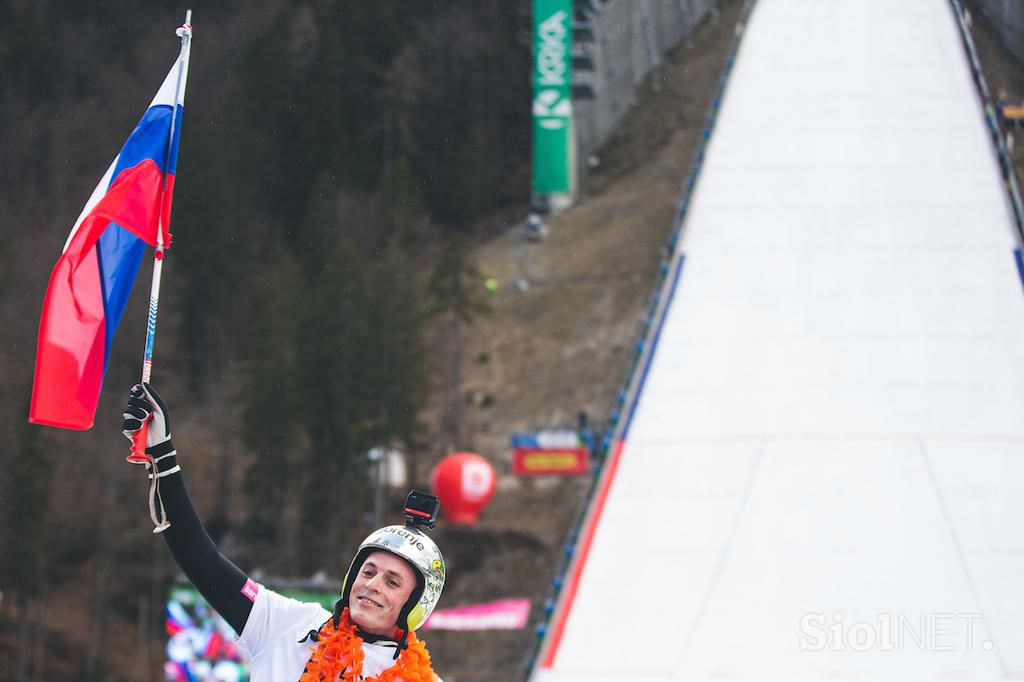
[122, 383, 178, 477]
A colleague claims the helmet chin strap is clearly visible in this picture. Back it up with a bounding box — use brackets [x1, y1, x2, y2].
[394, 627, 409, 660]
[340, 547, 426, 659]
[343, 587, 411, 659]
[351, 616, 409, 660]
[332, 597, 344, 629]
[301, 598, 408, 652]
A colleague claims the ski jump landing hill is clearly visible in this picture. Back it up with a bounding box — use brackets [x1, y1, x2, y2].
[533, 0, 1024, 679]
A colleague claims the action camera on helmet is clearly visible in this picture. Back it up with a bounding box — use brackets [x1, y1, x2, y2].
[403, 489, 440, 529]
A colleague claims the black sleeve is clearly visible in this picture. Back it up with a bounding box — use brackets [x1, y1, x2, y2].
[152, 454, 254, 635]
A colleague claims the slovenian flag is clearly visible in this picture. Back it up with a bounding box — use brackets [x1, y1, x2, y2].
[30, 35, 191, 430]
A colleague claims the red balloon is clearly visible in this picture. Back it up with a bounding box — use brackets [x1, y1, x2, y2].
[430, 452, 496, 524]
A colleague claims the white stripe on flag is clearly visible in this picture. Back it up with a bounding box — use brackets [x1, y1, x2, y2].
[150, 51, 190, 108]
[63, 155, 120, 253]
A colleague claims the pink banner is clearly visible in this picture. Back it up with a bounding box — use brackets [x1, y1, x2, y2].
[422, 598, 532, 631]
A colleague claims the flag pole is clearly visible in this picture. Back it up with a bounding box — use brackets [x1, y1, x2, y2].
[129, 11, 193, 533]
[146, 9, 191, 380]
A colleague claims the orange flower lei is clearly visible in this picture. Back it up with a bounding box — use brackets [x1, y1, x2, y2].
[299, 608, 436, 682]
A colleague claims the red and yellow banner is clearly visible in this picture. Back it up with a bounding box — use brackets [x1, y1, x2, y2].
[513, 447, 589, 475]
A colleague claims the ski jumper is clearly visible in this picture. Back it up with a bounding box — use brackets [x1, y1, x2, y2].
[150, 452, 441, 680]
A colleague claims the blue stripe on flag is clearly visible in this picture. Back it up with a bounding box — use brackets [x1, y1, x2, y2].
[94, 102, 181, 369]
[96, 226, 147, 367]
[110, 104, 183, 181]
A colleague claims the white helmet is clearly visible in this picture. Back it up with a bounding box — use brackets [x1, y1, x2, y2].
[340, 523, 445, 632]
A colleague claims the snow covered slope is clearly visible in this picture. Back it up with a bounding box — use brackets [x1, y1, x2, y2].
[534, 0, 1024, 679]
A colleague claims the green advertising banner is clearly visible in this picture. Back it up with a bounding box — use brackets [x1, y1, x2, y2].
[533, 0, 574, 196]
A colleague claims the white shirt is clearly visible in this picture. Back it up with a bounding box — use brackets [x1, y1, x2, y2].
[238, 583, 428, 680]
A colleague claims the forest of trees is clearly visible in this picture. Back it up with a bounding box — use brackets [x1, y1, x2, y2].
[0, 1, 531, 677]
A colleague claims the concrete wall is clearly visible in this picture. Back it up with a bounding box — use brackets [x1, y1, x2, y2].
[574, 0, 717, 168]
[974, 0, 1024, 67]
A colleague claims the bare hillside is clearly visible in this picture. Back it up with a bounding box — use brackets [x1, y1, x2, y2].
[422, 2, 750, 679]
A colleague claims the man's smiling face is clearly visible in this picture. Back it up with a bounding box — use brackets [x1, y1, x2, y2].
[349, 550, 417, 635]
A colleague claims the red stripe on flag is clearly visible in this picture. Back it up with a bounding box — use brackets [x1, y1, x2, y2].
[30, 239, 106, 429]
[30, 159, 173, 429]
[89, 159, 174, 247]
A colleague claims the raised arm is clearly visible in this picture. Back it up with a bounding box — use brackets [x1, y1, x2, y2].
[122, 383, 254, 635]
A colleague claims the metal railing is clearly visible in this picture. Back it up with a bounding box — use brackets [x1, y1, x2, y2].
[950, 0, 1024, 249]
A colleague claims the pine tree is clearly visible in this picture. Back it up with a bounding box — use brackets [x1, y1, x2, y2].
[239, 253, 305, 541]
[0, 409, 51, 682]
[294, 238, 372, 567]
[363, 246, 428, 450]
